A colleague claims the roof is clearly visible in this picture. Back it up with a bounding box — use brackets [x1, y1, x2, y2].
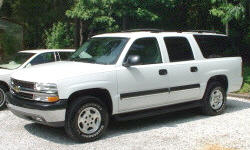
[93, 31, 227, 38]
[19, 49, 75, 54]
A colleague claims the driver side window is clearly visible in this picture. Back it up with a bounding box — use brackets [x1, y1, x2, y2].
[125, 38, 162, 65]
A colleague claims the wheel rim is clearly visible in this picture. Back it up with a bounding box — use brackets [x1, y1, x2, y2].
[0, 89, 5, 107]
[77, 106, 102, 134]
[209, 88, 223, 110]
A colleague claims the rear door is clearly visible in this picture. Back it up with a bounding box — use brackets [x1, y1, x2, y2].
[163, 36, 201, 103]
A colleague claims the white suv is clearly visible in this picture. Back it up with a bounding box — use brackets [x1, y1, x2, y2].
[0, 49, 75, 109]
[7, 30, 243, 142]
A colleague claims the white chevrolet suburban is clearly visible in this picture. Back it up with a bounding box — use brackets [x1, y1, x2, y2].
[7, 29, 243, 142]
[0, 49, 75, 109]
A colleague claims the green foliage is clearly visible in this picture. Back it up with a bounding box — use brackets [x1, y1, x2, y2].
[1, 0, 73, 48]
[237, 65, 250, 93]
[243, 66, 250, 84]
[210, 0, 246, 24]
[0, 19, 23, 58]
[0, 33, 19, 57]
[45, 22, 74, 49]
[66, 0, 116, 31]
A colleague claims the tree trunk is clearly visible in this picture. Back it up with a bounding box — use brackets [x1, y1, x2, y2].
[122, 16, 128, 30]
[225, 22, 229, 35]
[74, 18, 80, 48]
[0, 0, 3, 9]
[79, 20, 88, 46]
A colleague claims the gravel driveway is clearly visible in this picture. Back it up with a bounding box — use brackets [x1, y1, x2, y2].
[0, 97, 249, 150]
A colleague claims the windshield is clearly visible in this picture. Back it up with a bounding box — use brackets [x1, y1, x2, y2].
[0, 52, 35, 70]
[70, 37, 129, 64]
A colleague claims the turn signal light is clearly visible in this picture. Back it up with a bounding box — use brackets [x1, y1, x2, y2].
[48, 96, 59, 102]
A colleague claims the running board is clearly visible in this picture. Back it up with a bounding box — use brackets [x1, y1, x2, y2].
[114, 100, 202, 121]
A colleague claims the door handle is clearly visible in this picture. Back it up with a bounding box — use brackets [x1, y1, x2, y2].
[159, 69, 168, 75]
[190, 66, 198, 72]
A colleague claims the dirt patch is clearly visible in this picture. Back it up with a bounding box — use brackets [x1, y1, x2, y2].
[201, 144, 237, 150]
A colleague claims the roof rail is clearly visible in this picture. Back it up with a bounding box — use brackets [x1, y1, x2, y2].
[122, 29, 165, 33]
[186, 30, 221, 34]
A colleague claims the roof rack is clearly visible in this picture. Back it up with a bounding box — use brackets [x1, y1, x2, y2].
[186, 30, 221, 34]
[122, 29, 165, 33]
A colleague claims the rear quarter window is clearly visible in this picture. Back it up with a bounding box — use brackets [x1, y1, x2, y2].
[59, 52, 74, 60]
[194, 35, 239, 58]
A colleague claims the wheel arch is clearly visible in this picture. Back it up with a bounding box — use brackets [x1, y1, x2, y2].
[67, 88, 113, 115]
[206, 75, 228, 92]
[0, 81, 9, 92]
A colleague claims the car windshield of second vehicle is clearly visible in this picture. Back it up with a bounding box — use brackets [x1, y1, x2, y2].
[70, 37, 129, 64]
[0, 52, 34, 70]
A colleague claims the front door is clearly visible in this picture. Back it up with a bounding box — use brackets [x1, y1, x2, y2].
[117, 37, 171, 113]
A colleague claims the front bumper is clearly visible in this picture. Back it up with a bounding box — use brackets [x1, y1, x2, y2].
[6, 93, 67, 127]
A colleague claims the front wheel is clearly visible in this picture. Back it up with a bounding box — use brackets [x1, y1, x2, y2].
[0, 86, 7, 110]
[201, 82, 227, 116]
[65, 96, 109, 142]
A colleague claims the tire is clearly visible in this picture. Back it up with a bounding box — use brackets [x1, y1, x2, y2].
[0, 85, 7, 110]
[65, 96, 109, 142]
[201, 81, 227, 116]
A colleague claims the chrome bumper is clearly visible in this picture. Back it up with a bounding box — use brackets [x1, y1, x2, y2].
[6, 92, 67, 127]
[7, 103, 65, 127]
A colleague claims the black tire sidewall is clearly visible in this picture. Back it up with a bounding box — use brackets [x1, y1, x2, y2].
[202, 82, 227, 115]
[65, 96, 109, 142]
[0, 87, 6, 109]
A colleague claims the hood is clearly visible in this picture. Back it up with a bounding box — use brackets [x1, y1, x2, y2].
[0, 68, 14, 75]
[11, 61, 115, 83]
[0, 63, 20, 70]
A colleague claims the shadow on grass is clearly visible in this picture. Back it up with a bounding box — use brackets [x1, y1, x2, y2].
[24, 98, 250, 145]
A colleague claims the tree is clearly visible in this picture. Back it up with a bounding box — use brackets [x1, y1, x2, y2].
[0, 0, 73, 49]
[66, 0, 117, 48]
[45, 22, 74, 49]
[0, 0, 3, 9]
[210, 0, 246, 35]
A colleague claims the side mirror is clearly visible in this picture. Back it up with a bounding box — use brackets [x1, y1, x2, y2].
[123, 55, 141, 67]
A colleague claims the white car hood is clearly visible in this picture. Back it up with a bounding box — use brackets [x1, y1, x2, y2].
[11, 61, 115, 83]
[0, 68, 14, 75]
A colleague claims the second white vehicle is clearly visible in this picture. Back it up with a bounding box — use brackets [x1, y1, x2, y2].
[0, 49, 75, 109]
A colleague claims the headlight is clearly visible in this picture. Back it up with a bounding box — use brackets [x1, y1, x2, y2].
[34, 83, 58, 94]
[34, 83, 59, 102]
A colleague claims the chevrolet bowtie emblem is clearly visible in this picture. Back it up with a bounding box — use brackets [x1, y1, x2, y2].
[14, 85, 21, 93]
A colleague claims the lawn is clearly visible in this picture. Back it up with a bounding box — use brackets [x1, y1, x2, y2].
[237, 65, 250, 94]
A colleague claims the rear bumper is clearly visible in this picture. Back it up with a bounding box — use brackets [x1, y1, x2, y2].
[6, 93, 66, 127]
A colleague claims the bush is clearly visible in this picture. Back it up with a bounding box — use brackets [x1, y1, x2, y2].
[45, 22, 74, 49]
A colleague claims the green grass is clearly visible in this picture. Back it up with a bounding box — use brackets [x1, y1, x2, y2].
[237, 65, 250, 94]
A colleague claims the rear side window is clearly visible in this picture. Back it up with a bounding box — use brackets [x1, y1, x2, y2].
[164, 37, 194, 62]
[59, 52, 74, 60]
[194, 35, 239, 58]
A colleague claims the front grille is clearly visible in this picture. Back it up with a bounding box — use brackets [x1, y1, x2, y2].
[12, 79, 35, 89]
[12, 90, 33, 100]
[11, 78, 35, 100]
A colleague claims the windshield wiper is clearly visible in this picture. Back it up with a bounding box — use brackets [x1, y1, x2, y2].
[70, 57, 96, 63]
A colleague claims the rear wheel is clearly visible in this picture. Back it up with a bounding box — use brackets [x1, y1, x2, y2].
[201, 82, 227, 116]
[0, 85, 7, 110]
[65, 96, 109, 142]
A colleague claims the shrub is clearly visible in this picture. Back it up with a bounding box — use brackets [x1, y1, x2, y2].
[45, 22, 74, 49]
